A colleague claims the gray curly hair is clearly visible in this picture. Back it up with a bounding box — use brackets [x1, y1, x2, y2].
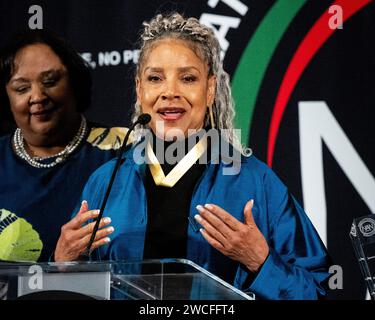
[132, 12, 251, 156]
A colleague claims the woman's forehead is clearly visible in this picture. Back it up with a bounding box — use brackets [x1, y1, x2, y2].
[11, 44, 66, 77]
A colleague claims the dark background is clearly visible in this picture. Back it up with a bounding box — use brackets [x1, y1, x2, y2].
[0, 0, 374, 299]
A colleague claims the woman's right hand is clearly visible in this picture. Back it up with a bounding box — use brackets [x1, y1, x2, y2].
[54, 200, 114, 262]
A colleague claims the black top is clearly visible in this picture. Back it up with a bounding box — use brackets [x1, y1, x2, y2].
[142, 134, 207, 259]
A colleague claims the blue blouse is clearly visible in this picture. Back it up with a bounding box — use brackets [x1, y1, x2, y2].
[76, 139, 330, 300]
[0, 125, 127, 262]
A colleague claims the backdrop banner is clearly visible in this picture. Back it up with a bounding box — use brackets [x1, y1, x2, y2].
[0, 0, 374, 300]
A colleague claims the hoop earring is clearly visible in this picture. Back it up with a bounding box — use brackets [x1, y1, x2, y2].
[208, 105, 215, 129]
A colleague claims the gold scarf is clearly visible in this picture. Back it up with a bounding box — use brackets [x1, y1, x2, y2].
[147, 134, 207, 187]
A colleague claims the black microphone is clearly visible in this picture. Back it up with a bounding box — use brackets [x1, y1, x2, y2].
[81, 113, 151, 259]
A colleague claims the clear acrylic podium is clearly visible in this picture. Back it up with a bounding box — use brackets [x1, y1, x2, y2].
[0, 258, 254, 300]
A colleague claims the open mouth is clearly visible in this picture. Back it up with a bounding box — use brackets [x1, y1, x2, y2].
[157, 107, 186, 121]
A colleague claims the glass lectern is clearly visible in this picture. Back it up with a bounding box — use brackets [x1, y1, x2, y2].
[0, 258, 254, 300]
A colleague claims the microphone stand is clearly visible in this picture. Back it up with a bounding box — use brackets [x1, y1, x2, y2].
[80, 114, 151, 259]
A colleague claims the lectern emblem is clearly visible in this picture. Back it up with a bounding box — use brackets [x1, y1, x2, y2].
[358, 218, 375, 237]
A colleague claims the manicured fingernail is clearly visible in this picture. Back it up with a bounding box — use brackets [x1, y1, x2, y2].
[103, 217, 111, 224]
[104, 237, 111, 243]
[194, 214, 202, 222]
[196, 205, 204, 212]
[81, 200, 87, 206]
[199, 228, 205, 234]
[92, 210, 100, 216]
[250, 199, 254, 206]
[107, 226, 114, 233]
[204, 204, 213, 210]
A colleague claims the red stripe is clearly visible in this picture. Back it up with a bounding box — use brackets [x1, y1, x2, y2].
[267, 0, 372, 166]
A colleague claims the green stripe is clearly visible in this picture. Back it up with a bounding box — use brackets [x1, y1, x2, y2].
[231, 0, 307, 145]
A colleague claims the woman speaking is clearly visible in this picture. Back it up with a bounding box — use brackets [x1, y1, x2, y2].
[55, 13, 330, 300]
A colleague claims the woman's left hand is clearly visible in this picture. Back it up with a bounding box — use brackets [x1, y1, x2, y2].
[195, 200, 269, 273]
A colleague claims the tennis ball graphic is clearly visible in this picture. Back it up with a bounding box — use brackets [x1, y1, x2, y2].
[0, 209, 43, 262]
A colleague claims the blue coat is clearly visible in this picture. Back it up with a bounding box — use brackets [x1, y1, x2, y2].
[77, 141, 330, 300]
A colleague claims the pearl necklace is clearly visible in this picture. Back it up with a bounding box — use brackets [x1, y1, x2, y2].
[13, 116, 88, 169]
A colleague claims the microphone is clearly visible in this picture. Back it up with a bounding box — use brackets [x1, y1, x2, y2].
[136, 113, 152, 126]
[81, 113, 151, 259]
